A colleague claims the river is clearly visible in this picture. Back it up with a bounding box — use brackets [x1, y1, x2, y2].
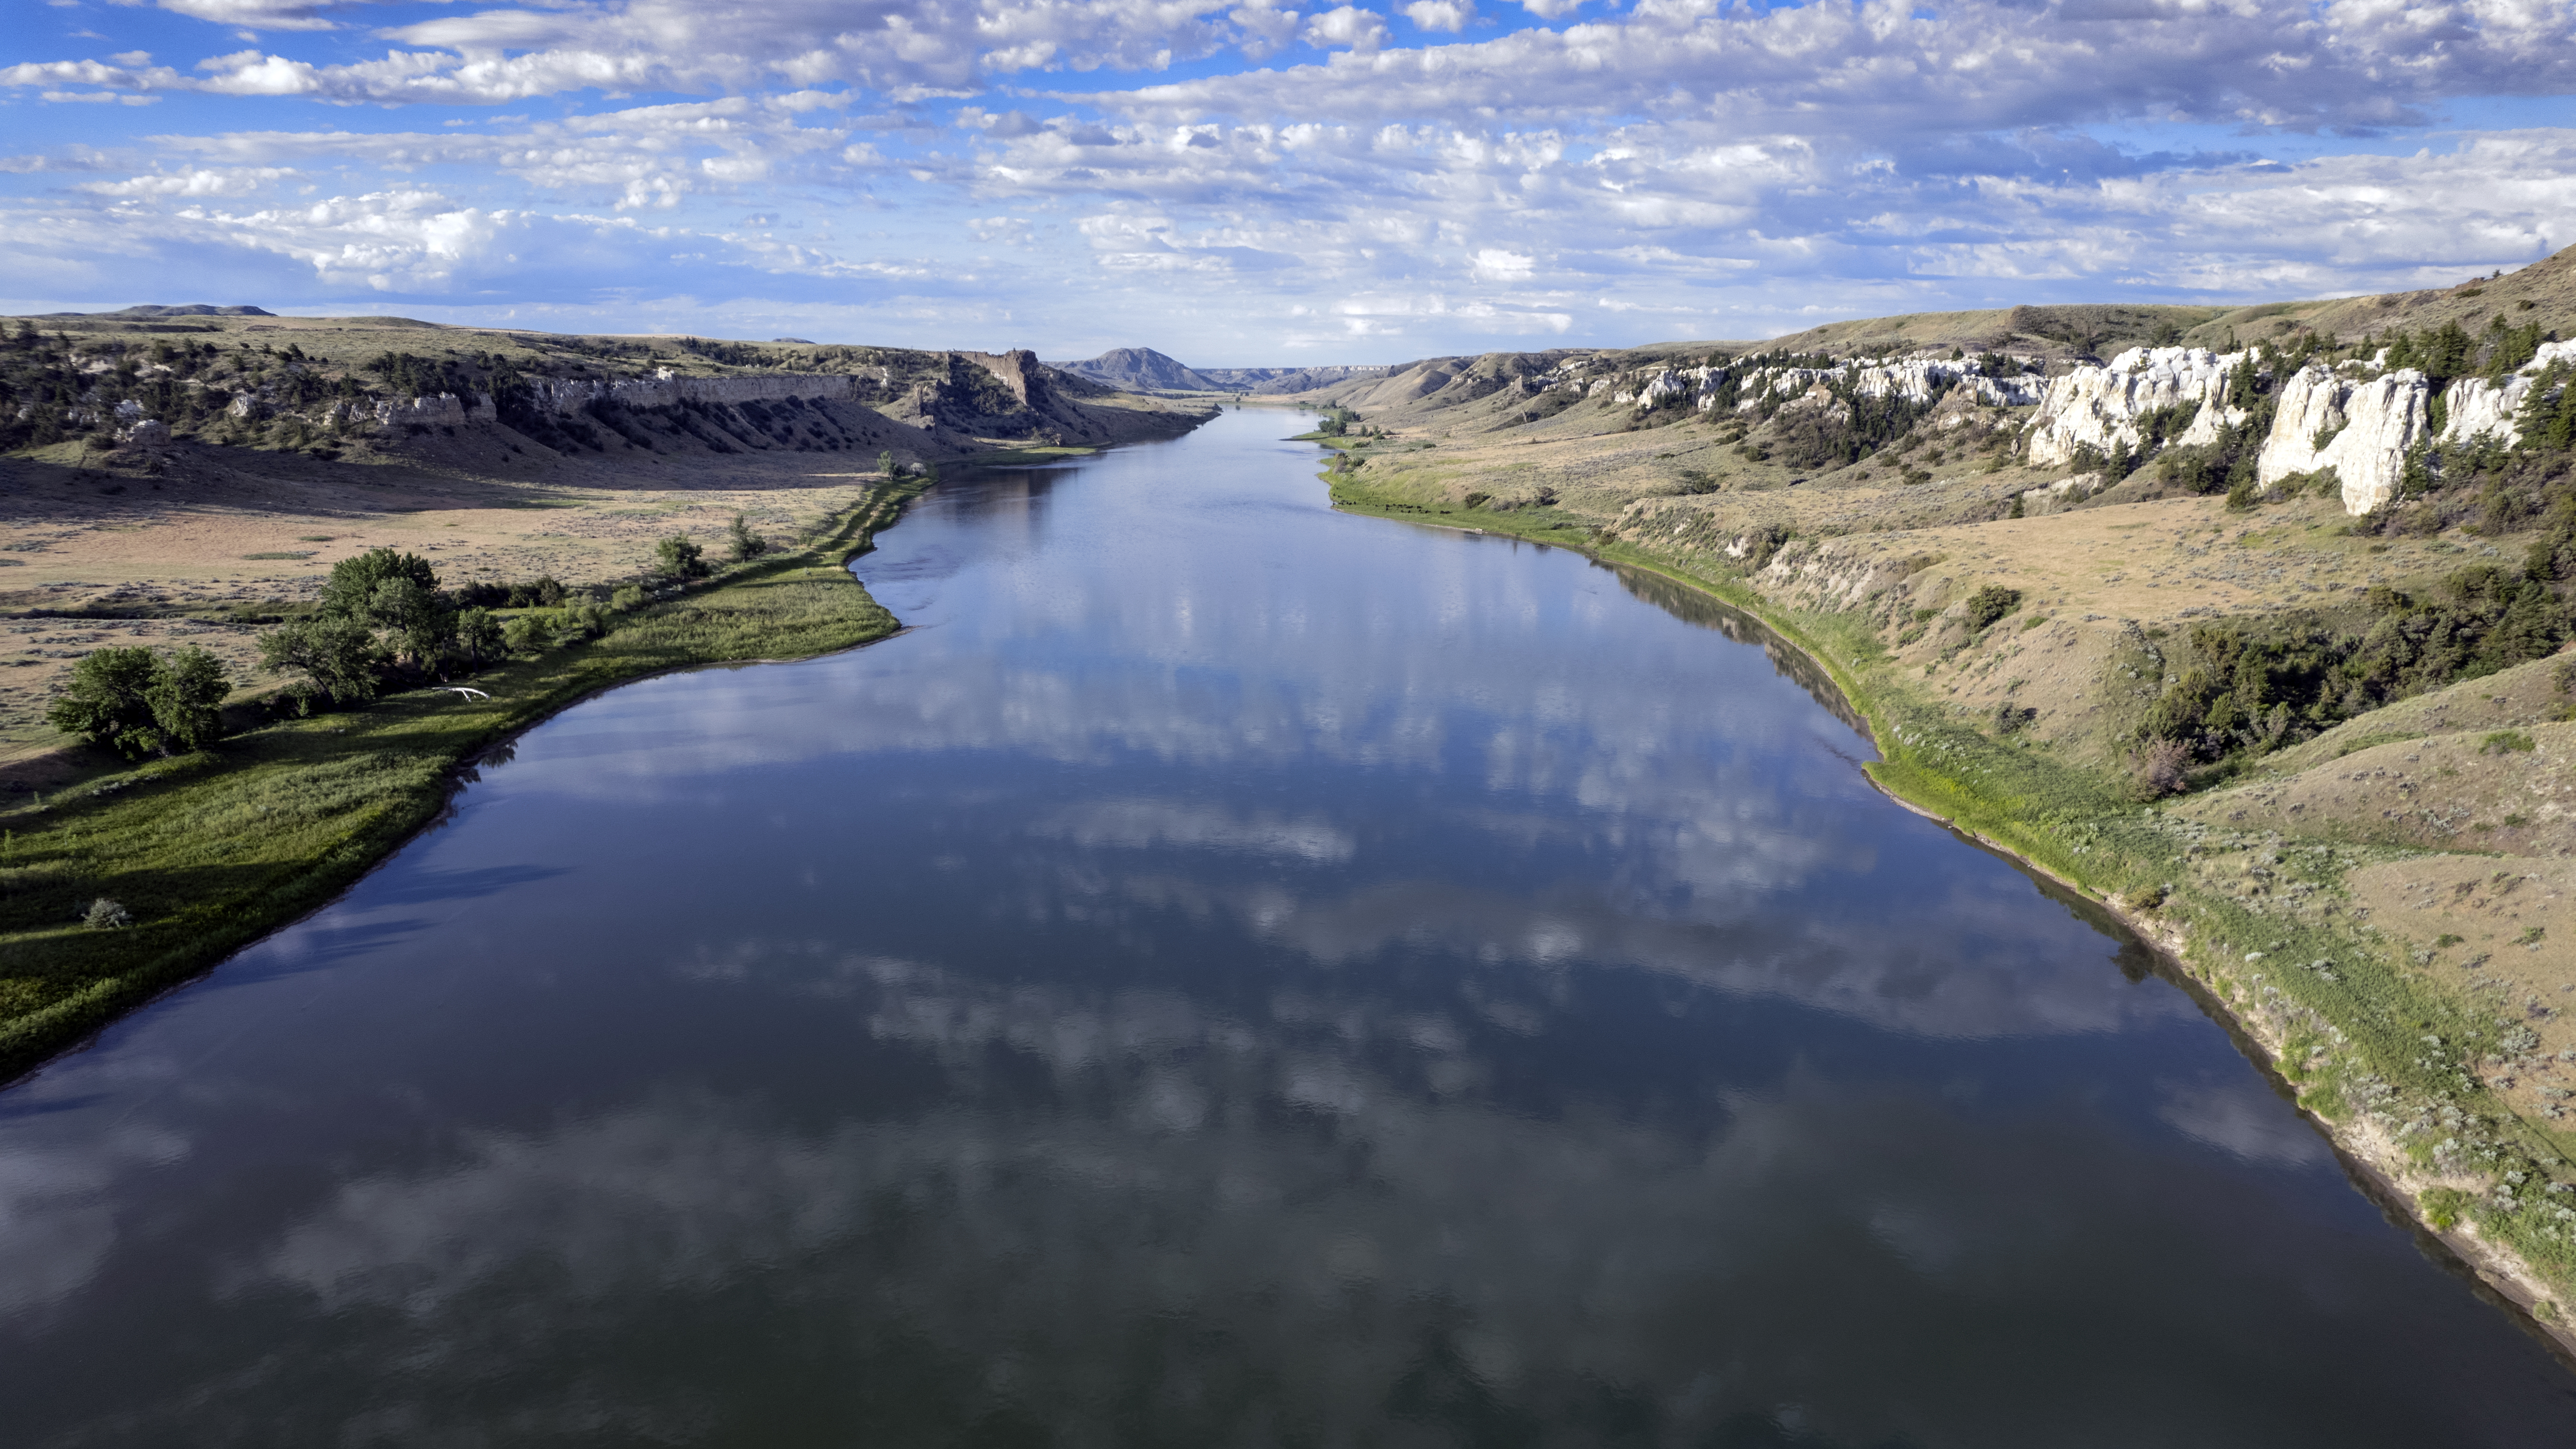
[4, 407, 2574, 1445]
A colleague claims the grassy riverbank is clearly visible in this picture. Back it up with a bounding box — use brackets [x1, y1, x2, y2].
[1328, 465, 2576, 1339]
[0, 476, 925, 1079]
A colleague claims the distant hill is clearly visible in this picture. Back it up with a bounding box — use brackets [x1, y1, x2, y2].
[34, 304, 277, 319]
[1196, 363, 1397, 394]
[1053, 347, 1224, 392]
[1052, 348, 1399, 395]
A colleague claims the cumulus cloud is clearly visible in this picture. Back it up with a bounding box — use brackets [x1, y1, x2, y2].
[1, 0, 2572, 354]
[1302, 5, 1391, 52]
[1401, 0, 1471, 30]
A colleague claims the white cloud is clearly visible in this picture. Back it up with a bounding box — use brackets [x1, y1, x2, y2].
[81, 165, 296, 195]
[1302, 5, 1390, 52]
[1, 1, 2573, 359]
[1401, 0, 1471, 33]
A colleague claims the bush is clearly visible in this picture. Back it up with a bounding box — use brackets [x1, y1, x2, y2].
[655, 534, 709, 580]
[552, 603, 611, 644]
[505, 576, 568, 608]
[727, 512, 769, 563]
[611, 584, 648, 613]
[2129, 738, 2191, 798]
[500, 612, 548, 653]
[1964, 585, 2023, 631]
[82, 897, 132, 930]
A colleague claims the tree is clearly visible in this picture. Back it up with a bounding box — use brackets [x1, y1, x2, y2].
[727, 512, 769, 562]
[319, 547, 439, 618]
[367, 575, 453, 666]
[257, 615, 384, 708]
[452, 607, 504, 666]
[146, 647, 231, 752]
[656, 534, 709, 580]
[47, 647, 165, 757]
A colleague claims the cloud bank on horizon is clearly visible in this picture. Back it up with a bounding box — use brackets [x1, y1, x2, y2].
[2, 0, 2573, 362]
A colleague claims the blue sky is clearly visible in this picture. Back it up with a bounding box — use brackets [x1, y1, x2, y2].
[4, 0, 2574, 364]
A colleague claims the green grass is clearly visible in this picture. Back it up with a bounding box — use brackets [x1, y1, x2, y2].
[0, 475, 925, 1077]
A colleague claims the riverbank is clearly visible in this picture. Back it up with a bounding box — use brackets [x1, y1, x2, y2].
[1325, 466, 2576, 1356]
[0, 474, 932, 1080]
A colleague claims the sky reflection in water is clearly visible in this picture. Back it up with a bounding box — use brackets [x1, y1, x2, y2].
[3, 410, 2574, 1446]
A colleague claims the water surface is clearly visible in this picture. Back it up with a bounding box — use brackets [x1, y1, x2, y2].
[5, 408, 2574, 1446]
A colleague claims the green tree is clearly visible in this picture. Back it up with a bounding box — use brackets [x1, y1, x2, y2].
[146, 646, 231, 752]
[368, 575, 454, 666]
[655, 534, 709, 580]
[452, 606, 504, 666]
[727, 512, 769, 562]
[257, 615, 384, 708]
[46, 647, 164, 757]
[319, 547, 439, 618]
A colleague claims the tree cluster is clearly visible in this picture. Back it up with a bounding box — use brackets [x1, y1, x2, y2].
[46, 647, 232, 758]
[256, 548, 505, 712]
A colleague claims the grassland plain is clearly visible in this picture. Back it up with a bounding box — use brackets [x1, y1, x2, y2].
[1321, 435, 2576, 1352]
[0, 474, 928, 1079]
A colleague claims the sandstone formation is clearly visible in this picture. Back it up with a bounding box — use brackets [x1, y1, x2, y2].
[2254, 364, 2431, 514]
[2023, 347, 2245, 468]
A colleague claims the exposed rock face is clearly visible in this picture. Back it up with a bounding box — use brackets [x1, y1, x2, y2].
[524, 370, 864, 415]
[2256, 364, 2429, 514]
[2441, 374, 2531, 447]
[2024, 347, 2245, 467]
[340, 392, 496, 430]
[1606, 357, 2040, 415]
[2439, 340, 2576, 447]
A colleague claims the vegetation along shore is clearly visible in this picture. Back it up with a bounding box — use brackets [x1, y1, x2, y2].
[0, 309, 1213, 1078]
[1287, 247, 2576, 1350]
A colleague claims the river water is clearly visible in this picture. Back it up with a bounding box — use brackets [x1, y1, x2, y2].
[5, 408, 2574, 1445]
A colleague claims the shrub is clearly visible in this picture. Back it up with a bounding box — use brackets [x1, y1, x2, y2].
[1461, 492, 1492, 509]
[505, 576, 568, 608]
[553, 603, 611, 644]
[500, 612, 548, 653]
[727, 512, 769, 562]
[1964, 585, 2023, 631]
[655, 534, 709, 580]
[2420, 1186, 2470, 1232]
[82, 897, 132, 930]
[611, 584, 649, 613]
[2483, 729, 2537, 755]
[2129, 738, 2191, 798]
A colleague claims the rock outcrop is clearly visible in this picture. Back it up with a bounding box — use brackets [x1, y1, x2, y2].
[2023, 347, 2246, 468]
[2439, 340, 2576, 448]
[2255, 364, 2430, 514]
